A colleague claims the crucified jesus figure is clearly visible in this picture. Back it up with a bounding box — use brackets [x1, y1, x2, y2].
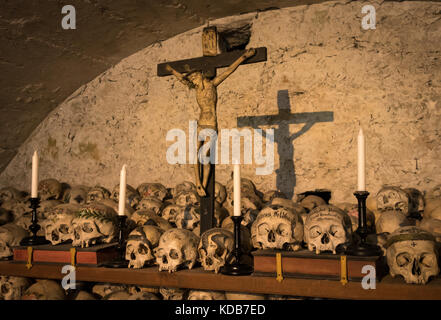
[166, 48, 256, 197]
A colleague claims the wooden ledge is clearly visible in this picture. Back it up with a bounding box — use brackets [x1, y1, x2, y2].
[0, 261, 440, 300]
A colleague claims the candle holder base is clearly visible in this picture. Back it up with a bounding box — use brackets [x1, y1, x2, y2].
[345, 242, 383, 257]
[220, 262, 253, 276]
[20, 235, 50, 246]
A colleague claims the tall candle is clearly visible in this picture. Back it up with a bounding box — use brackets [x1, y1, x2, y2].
[31, 151, 39, 198]
[118, 165, 127, 216]
[357, 128, 366, 191]
[233, 163, 241, 216]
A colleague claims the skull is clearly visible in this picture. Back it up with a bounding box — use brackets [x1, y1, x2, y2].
[300, 195, 326, 213]
[71, 203, 118, 248]
[334, 202, 375, 233]
[0, 223, 28, 259]
[97, 198, 134, 218]
[1, 199, 29, 220]
[63, 185, 90, 205]
[137, 183, 168, 201]
[128, 292, 160, 300]
[171, 181, 196, 198]
[386, 226, 439, 284]
[304, 205, 352, 254]
[0, 187, 24, 204]
[424, 198, 441, 219]
[22, 280, 66, 300]
[104, 291, 131, 300]
[226, 177, 256, 198]
[136, 196, 163, 214]
[175, 205, 200, 235]
[161, 204, 184, 225]
[154, 228, 199, 273]
[92, 283, 127, 299]
[42, 203, 80, 245]
[15, 213, 46, 237]
[86, 185, 111, 204]
[130, 209, 172, 231]
[187, 290, 226, 300]
[160, 287, 188, 300]
[74, 291, 96, 300]
[38, 179, 62, 201]
[214, 182, 227, 205]
[214, 202, 229, 227]
[263, 190, 287, 203]
[174, 190, 200, 207]
[0, 276, 32, 300]
[0, 207, 14, 226]
[37, 200, 63, 219]
[418, 218, 441, 242]
[225, 292, 266, 300]
[126, 225, 164, 268]
[198, 228, 234, 273]
[374, 210, 411, 253]
[111, 184, 138, 207]
[251, 205, 304, 251]
[376, 186, 410, 216]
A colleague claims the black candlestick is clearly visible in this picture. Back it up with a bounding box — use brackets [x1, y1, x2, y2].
[20, 197, 50, 246]
[345, 191, 382, 256]
[220, 216, 253, 275]
[103, 215, 129, 268]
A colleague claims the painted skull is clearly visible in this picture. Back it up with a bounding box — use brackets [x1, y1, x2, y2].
[376, 186, 410, 216]
[175, 205, 200, 236]
[38, 179, 62, 201]
[86, 186, 111, 204]
[171, 181, 196, 199]
[71, 203, 118, 248]
[300, 195, 326, 213]
[198, 228, 234, 273]
[137, 183, 168, 202]
[251, 205, 304, 251]
[0, 276, 32, 300]
[174, 190, 200, 207]
[159, 287, 188, 300]
[92, 283, 127, 299]
[126, 225, 164, 269]
[42, 203, 80, 245]
[304, 205, 352, 254]
[214, 182, 227, 205]
[386, 226, 439, 284]
[130, 209, 172, 231]
[154, 228, 199, 273]
[63, 185, 90, 205]
[161, 204, 184, 226]
[187, 290, 226, 300]
[0, 223, 28, 259]
[262, 190, 287, 203]
[136, 196, 163, 214]
[111, 183, 139, 207]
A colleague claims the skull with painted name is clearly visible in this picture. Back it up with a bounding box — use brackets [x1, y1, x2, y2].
[42, 203, 80, 245]
[0, 223, 28, 259]
[198, 228, 234, 273]
[86, 186, 111, 204]
[126, 225, 164, 269]
[0, 276, 32, 300]
[251, 205, 303, 251]
[71, 203, 118, 248]
[136, 196, 163, 215]
[38, 179, 62, 201]
[376, 186, 410, 216]
[386, 226, 439, 284]
[137, 183, 168, 202]
[154, 228, 199, 273]
[304, 205, 352, 254]
[174, 190, 200, 207]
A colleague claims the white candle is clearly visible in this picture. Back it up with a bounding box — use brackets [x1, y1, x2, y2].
[233, 163, 241, 216]
[31, 151, 39, 198]
[118, 165, 127, 216]
[357, 128, 366, 191]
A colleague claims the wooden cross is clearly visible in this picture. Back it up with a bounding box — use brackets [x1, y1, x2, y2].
[237, 90, 334, 199]
[157, 27, 267, 234]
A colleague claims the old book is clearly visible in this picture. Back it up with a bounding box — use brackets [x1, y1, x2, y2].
[13, 243, 119, 266]
[252, 249, 387, 282]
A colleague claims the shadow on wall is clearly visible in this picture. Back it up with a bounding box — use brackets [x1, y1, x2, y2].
[237, 89, 334, 199]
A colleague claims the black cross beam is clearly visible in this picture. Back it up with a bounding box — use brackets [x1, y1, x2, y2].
[237, 90, 334, 199]
[158, 47, 267, 235]
[157, 47, 267, 78]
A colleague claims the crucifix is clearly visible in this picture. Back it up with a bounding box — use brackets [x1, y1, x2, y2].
[157, 27, 267, 234]
[237, 89, 334, 199]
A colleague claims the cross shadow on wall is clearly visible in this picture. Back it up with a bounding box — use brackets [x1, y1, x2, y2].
[237, 90, 334, 199]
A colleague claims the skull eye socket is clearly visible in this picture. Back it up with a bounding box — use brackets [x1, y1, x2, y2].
[329, 225, 344, 237]
[59, 224, 69, 234]
[277, 224, 290, 237]
[82, 223, 94, 233]
[420, 253, 436, 267]
[396, 252, 411, 267]
[258, 223, 270, 235]
[309, 226, 322, 239]
[169, 249, 179, 260]
[395, 202, 407, 212]
[1, 283, 10, 294]
[138, 244, 148, 255]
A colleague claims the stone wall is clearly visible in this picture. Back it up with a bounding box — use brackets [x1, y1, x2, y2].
[1, 0, 440, 203]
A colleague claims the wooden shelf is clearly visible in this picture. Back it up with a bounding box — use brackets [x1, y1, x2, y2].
[1, 261, 441, 299]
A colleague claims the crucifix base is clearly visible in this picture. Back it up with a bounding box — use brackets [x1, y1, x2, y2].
[199, 163, 215, 234]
